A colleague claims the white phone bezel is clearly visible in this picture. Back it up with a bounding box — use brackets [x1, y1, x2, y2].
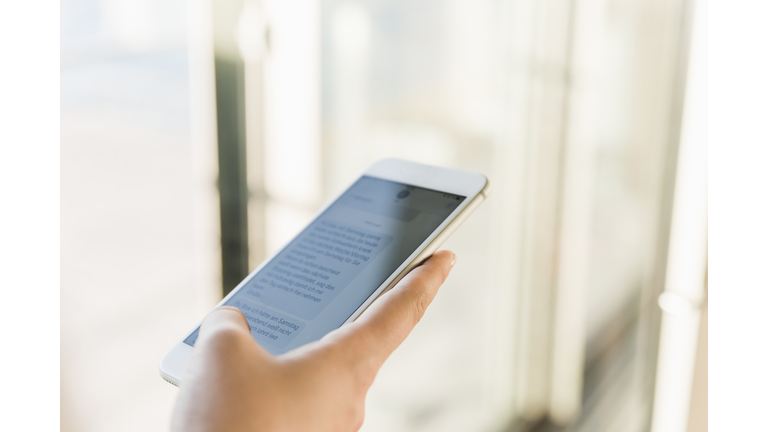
[159, 158, 488, 386]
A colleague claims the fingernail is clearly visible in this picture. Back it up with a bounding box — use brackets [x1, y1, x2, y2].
[451, 254, 457, 267]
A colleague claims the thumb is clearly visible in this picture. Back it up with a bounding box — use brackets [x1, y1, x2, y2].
[325, 250, 456, 371]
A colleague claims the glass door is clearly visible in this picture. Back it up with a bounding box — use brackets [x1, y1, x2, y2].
[213, 0, 694, 429]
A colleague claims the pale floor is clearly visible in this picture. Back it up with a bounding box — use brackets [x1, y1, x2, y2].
[61, 49, 200, 432]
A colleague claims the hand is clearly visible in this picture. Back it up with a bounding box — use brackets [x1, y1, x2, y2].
[171, 250, 457, 432]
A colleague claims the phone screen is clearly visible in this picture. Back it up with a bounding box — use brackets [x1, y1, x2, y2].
[184, 176, 466, 354]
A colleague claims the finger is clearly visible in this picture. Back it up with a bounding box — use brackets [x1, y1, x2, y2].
[194, 306, 268, 359]
[326, 250, 456, 371]
[177, 308, 270, 428]
[198, 306, 250, 339]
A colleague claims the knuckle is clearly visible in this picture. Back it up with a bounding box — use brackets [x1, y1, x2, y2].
[411, 289, 432, 323]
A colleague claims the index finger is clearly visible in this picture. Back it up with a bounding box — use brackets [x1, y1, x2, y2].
[194, 306, 270, 361]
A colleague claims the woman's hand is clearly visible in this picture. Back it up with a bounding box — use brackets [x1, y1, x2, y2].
[171, 250, 457, 432]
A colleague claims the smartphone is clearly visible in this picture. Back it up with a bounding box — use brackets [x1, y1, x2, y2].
[159, 158, 490, 385]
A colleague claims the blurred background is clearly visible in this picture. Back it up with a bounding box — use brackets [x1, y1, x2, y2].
[60, 0, 707, 430]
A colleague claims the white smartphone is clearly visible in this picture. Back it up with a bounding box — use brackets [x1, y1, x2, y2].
[159, 158, 490, 386]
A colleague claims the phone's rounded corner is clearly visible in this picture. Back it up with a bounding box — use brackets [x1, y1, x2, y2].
[480, 176, 492, 199]
[158, 351, 181, 387]
[158, 365, 180, 387]
[159, 342, 193, 387]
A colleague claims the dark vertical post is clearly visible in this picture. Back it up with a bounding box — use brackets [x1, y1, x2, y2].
[213, 28, 250, 296]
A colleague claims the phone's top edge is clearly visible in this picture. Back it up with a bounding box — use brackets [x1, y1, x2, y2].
[363, 158, 490, 197]
[365, 157, 487, 178]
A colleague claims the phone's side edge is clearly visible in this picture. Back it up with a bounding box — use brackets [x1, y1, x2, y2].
[348, 179, 489, 322]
